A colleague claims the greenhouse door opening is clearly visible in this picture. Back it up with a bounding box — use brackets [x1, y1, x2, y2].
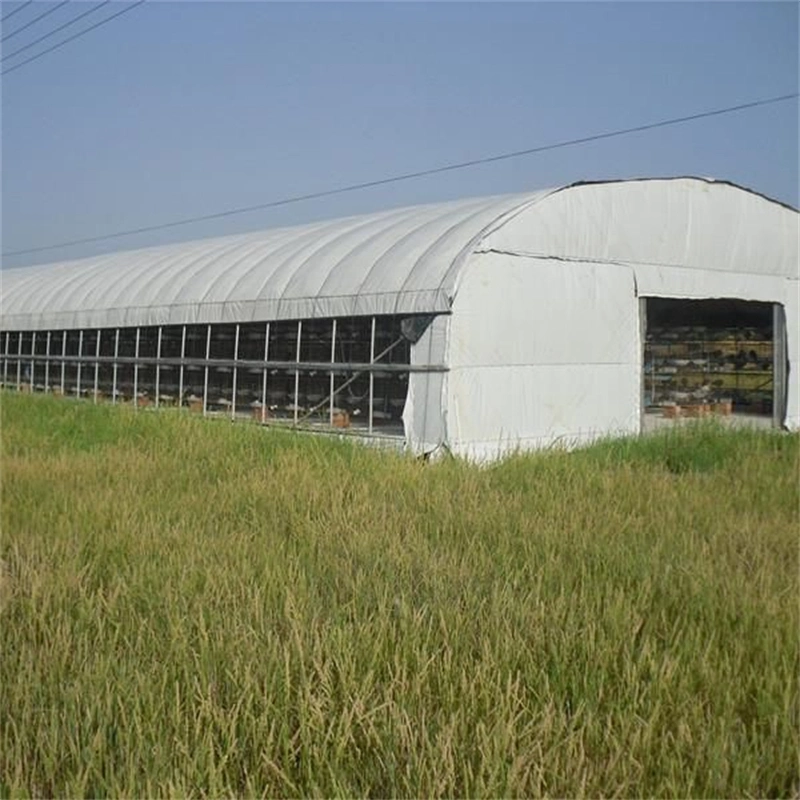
[643, 298, 787, 427]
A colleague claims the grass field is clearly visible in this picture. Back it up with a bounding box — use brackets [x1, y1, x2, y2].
[1, 391, 798, 798]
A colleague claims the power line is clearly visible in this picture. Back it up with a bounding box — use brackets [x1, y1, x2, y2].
[1, 0, 32, 23]
[1, 0, 144, 76]
[1, 1, 110, 63]
[2, 91, 797, 258]
[2, 0, 69, 42]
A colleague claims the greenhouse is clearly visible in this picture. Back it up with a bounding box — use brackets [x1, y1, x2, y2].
[1, 177, 797, 459]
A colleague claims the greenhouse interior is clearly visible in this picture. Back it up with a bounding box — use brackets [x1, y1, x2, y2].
[0, 314, 443, 437]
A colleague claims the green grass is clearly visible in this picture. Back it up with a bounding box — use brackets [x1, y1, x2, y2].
[1, 392, 798, 798]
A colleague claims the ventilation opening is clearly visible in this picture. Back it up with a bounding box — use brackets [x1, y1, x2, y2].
[643, 298, 782, 427]
[0, 314, 447, 440]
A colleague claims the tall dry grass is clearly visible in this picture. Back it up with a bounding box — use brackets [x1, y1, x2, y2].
[1, 392, 797, 797]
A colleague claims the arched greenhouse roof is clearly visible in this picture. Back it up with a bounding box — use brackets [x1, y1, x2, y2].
[1, 177, 796, 332]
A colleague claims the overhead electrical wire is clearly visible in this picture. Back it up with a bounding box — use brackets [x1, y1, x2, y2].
[2, 92, 797, 259]
[1, 1, 111, 63]
[1, 0, 144, 76]
[0, 0, 32, 23]
[2, 0, 69, 42]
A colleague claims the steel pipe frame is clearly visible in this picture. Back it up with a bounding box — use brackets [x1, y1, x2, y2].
[44, 332, 51, 392]
[773, 303, 788, 428]
[231, 323, 240, 420]
[133, 328, 141, 407]
[178, 325, 186, 407]
[296, 335, 407, 425]
[19, 353, 437, 374]
[30, 332, 36, 392]
[329, 318, 336, 425]
[368, 316, 376, 435]
[202, 324, 211, 416]
[16, 331, 22, 390]
[2, 332, 9, 388]
[93, 330, 101, 403]
[60, 331, 67, 394]
[112, 329, 120, 404]
[76, 330, 84, 398]
[260, 322, 270, 424]
[155, 327, 163, 409]
[5, 316, 432, 437]
[293, 321, 302, 425]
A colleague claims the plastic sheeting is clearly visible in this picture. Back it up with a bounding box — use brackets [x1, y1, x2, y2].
[446, 255, 641, 459]
[403, 314, 449, 455]
[2, 177, 797, 453]
[1, 192, 548, 332]
[456, 178, 799, 446]
[474, 178, 798, 279]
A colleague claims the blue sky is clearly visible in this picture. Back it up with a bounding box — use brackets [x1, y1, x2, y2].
[2, 1, 798, 267]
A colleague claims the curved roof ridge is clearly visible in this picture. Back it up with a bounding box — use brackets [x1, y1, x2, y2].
[0, 190, 541, 330]
[2, 177, 794, 331]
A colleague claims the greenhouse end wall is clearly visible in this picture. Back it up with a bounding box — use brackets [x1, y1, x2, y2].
[444, 254, 641, 459]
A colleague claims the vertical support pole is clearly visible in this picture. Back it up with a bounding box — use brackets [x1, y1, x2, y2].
[155, 326, 163, 409]
[773, 303, 788, 428]
[261, 322, 270, 424]
[329, 318, 337, 426]
[231, 323, 240, 421]
[178, 325, 186, 407]
[293, 320, 302, 425]
[60, 331, 67, 394]
[202, 324, 211, 416]
[2, 331, 9, 388]
[639, 297, 648, 432]
[76, 330, 84, 397]
[112, 329, 120, 404]
[133, 328, 141, 408]
[93, 330, 101, 403]
[368, 316, 376, 434]
[16, 332, 22, 390]
[30, 332, 36, 392]
[44, 331, 51, 393]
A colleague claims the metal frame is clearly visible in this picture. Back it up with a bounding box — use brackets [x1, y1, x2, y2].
[112, 329, 120, 403]
[773, 303, 788, 428]
[368, 316, 376, 434]
[30, 332, 36, 392]
[44, 331, 51, 392]
[2, 332, 9, 388]
[202, 324, 211, 416]
[178, 325, 186, 406]
[293, 320, 302, 425]
[329, 318, 337, 425]
[93, 330, 101, 403]
[155, 326, 163, 408]
[133, 327, 141, 407]
[639, 297, 647, 433]
[76, 330, 84, 397]
[60, 331, 66, 394]
[16, 331, 22, 390]
[0, 315, 440, 438]
[16, 353, 435, 373]
[260, 322, 270, 424]
[231, 323, 240, 420]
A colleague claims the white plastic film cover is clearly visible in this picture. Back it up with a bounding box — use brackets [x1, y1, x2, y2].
[477, 178, 798, 279]
[1, 193, 542, 332]
[446, 254, 640, 459]
[403, 314, 449, 454]
[785, 279, 800, 430]
[2, 177, 797, 444]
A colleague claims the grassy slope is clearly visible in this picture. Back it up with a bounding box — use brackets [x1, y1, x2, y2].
[1, 392, 798, 798]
